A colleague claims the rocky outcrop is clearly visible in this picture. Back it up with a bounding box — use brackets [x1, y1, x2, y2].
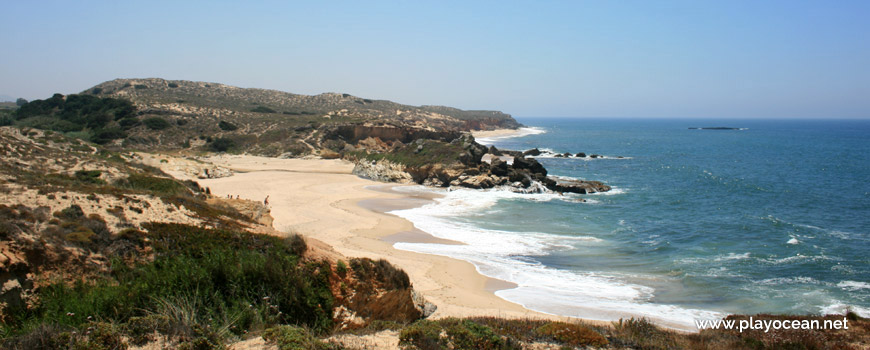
[352, 159, 414, 183]
[549, 178, 611, 194]
[350, 132, 613, 196]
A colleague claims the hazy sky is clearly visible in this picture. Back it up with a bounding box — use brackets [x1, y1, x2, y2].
[2, 1, 868, 118]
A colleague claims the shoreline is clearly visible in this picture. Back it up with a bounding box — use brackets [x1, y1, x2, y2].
[472, 127, 547, 144]
[193, 155, 596, 324]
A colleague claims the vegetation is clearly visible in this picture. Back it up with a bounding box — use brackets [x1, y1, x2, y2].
[143, 117, 171, 130]
[2, 223, 334, 348]
[349, 140, 467, 168]
[218, 120, 238, 131]
[250, 106, 276, 114]
[209, 137, 237, 152]
[263, 325, 340, 350]
[13, 93, 137, 144]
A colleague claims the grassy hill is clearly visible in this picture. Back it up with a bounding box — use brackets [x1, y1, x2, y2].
[64, 78, 521, 155]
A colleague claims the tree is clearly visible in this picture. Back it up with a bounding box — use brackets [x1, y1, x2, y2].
[15, 98, 27, 106]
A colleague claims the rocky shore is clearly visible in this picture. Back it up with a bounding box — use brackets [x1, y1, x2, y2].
[349, 132, 611, 195]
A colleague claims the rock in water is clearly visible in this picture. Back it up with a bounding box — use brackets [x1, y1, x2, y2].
[523, 148, 542, 156]
[547, 177, 611, 194]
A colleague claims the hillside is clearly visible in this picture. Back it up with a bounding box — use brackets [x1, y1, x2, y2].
[0, 127, 431, 349]
[77, 78, 520, 155]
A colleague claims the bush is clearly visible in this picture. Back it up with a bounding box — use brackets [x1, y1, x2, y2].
[349, 258, 410, 290]
[535, 322, 608, 347]
[399, 320, 444, 350]
[119, 117, 140, 129]
[143, 117, 171, 130]
[74, 170, 105, 184]
[119, 174, 189, 196]
[335, 260, 348, 277]
[209, 138, 236, 152]
[91, 127, 127, 144]
[134, 84, 148, 90]
[443, 319, 517, 350]
[250, 106, 276, 113]
[168, 83, 179, 88]
[263, 325, 338, 350]
[217, 121, 238, 131]
[5, 223, 336, 345]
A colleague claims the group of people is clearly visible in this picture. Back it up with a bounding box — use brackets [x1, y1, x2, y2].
[218, 194, 270, 206]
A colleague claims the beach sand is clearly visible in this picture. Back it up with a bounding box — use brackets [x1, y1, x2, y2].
[195, 154, 580, 321]
[471, 128, 529, 139]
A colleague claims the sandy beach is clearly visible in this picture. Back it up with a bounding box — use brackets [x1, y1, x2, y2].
[194, 155, 583, 322]
[471, 128, 529, 139]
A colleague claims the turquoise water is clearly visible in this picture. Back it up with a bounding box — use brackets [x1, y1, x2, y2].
[391, 118, 870, 328]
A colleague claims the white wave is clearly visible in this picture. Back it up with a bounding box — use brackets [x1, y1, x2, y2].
[821, 303, 870, 318]
[838, 281, 870, 291]
[756, 254, 833, 265]
[389, 187, 725, 330]
[757, 276, 828, 286]
[715, 252, 752, 261]
[475, 127, 546, 144]
[787, 237, 800, 245]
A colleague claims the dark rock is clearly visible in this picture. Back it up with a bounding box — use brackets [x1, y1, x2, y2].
[490, 158, 509, 176]
[488, 145, 502, 156]
[554, 153, 564, 158]
[453, 134, 488, 166]
[512, 156, 547, 176]
[562, 152, 572, 157]
[499, 150, 523, 157]
[523, 148, 542, 156]
[590, 154, 600, 159]
[507, 168, 528, 184]
[575, 152, 586, 158]
[546, 177, 611, 194]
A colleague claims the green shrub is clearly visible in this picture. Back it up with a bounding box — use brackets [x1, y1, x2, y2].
[143, 117, 171, 130]
[120, 174, 189, 196]
[250, 106, 276, 114]
[399, 320, 444, 350]
[168, 83, 179, 88]
[442, 318, 517, 350]
[209, 138, 236, 152]
[535, 322, 608, 348]
[91, 127, 127, 144]
[263, 325, 338, 350]
[217, 121, 238, 131]
[74, 170, 104, 184]
[6, 223, 336, 344]
[134, 84, 148, 90]
[125, 315, 171, 345]
[335, 260, 348, 277]
[349, 258, 410, 290]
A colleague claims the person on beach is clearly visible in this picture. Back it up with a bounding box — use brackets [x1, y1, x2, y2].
[264, 195, 269, 205]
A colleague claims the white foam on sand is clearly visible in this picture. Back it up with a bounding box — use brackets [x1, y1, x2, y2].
[475, 127, 547, 145]
[389, 187, 725, 330]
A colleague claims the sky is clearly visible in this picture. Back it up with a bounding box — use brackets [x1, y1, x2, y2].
[1, 1, 868, 118]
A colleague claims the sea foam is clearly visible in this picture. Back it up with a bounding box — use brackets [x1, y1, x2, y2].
[475, 127, 547, 145]
[389, 187, 724, 330]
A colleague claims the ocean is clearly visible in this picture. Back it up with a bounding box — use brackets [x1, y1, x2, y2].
[388, 118, 870, 329]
